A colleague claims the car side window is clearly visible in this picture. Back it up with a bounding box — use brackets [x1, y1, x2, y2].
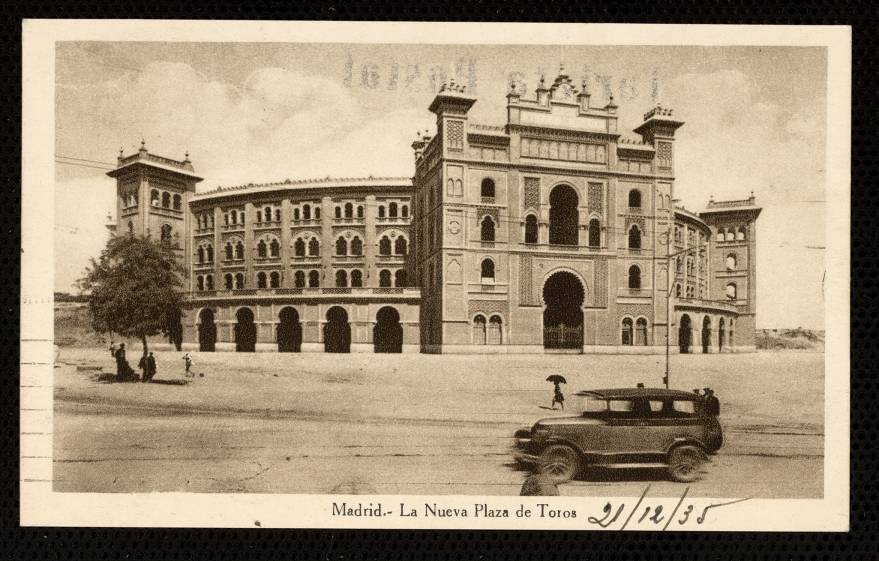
[672, 400, 696, 415]
[608, 399, 634, 413]
[648, 400, 664, 412]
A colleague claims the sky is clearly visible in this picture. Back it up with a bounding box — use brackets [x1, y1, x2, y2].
[54, 42, 827, 329]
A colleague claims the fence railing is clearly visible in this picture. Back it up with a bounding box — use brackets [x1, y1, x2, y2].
[543, 324, 583, 349]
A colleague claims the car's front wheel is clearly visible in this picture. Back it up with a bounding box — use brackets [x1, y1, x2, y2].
[667, 445, 705, 483]
[538, 445, 579, 483]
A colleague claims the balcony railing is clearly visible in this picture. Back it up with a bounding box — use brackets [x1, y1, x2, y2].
[673, 297, 739, 313]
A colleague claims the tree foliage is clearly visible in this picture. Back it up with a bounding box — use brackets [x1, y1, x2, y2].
[79, 234, 186, 353]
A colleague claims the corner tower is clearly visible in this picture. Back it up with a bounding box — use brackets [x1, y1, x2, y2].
[107, 141, 203, 268]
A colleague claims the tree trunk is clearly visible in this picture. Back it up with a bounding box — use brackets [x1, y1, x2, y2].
[141, 334, 149, 357]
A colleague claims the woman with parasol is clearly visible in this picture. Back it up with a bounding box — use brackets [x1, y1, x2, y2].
[546, 374, 567, 410]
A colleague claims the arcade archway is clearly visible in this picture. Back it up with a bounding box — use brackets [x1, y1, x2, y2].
[702, 316, 712, 353]
[324, 306, 351, 353]
[277, 307, 302, 352]
[542, 271, 585, 349]
[198, 309, 216, 352]
[234, 307, 256, 352]
[548, 185, 579, 246]
[679, 314, 692, 354]
[374, 306, 403, 353]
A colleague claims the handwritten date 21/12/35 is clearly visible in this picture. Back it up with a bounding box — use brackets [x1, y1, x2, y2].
[586, 486, 749, 530]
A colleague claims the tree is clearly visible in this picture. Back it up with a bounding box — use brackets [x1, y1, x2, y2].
[78, 234, 186, 357]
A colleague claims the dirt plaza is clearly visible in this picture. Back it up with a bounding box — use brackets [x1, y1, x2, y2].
[53, 349, 824, 497]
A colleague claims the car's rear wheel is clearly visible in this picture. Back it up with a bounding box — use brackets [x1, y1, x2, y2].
[667, 445, 705, 483]
[538, 445, 579, 483]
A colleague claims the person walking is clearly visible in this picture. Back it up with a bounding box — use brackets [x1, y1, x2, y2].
[552, 382, 565, 410]
[114, 343, 127, 381]
[145, 352, 157, 383]
[182, 352, 193, 377]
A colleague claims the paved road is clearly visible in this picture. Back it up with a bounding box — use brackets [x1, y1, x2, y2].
[54, 400, 823, 498]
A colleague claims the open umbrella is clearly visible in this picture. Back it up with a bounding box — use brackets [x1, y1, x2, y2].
[545, 374, 567, 384]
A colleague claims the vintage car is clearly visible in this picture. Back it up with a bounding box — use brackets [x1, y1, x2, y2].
[513, 387, 723, 483]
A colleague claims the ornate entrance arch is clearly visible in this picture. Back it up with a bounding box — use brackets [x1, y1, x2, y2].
[542, 270, 585, 349]
[324, 306, 351, 353]
[277, 307, 302, 352]
[198, 309, 216, 352]
[679, 314, 692, 354]
[234, 307, 256, 352]
[374, 306, 403, 353]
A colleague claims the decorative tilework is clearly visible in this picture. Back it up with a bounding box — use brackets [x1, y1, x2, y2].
[594, 258, 608, 307]
[447, 120, 464, 151]
[524, 177, 540, 210]
[519, 254, 535, 305]
[468, 300, 508, 317]
[657, 142, 672, 169]
[478, 207, 499, 223]
[588, 182, 603, 214]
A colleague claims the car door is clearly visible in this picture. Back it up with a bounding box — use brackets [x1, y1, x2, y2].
[591, 398, 655, 459]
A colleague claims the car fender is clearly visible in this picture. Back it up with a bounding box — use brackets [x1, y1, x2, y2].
[664, 437, 708, 457]
[541, 436, 587, 457]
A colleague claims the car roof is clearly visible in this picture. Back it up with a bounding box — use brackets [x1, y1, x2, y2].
[574, 388, 700, 400]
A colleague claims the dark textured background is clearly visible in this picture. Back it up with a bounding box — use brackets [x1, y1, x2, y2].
[8, 2, 870, 559]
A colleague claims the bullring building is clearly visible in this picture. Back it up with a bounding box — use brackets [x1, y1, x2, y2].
[108, 68, 760, 354]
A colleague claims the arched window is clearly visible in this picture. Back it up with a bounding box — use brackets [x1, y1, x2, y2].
[197, 246, 205, 263]
[334, 206, 342, 219]
[480, 216, 495, 242]
[350, 270, 363, 287]
[389, 202, 398, 218]
[127, 221, 134, 234]
[635, 318, 648, 346]
[270, 272, 280, 288]
[160, 224, 173, 242]
[395, 269, 407, 287]
[378, 205, 386, 218]
[256, 211, 263, 223]
[150, 189, 159, 206]
[401, 205, 408, 218]
[588, 218, 601, 247]
[357, 205, 364, 218]
[480, 258, 495, 282]
[315, 207, 320, 220]
[308, 270, 320, 287]
[234, 273, 244, 289]
[196, 275, 204, 291]
[308, 238, 320, 256]
[549, 185, 579, 245]
[473, 315, 487, 345]
[230, 210, 238, 225]
[235, 241, 244, 260]
[525, 214, 538, 244]
[270, 239, 280, 257]
[628, 225, 642, 249]
[206, 244, 213, 263]
[294, 271, 306, 288]
[344, 203, 353, 218]
[173, 194, 181, 210]
[224, 273, 233, 289]
[676, 257, 682, 273]
[205, 275, 213, 290]
[303, 205, 311, 220]
[257, 240, 267, 258]
[628, 189, 641, 208]
[736, 226, 746, 241]
[379, 236, 391, 255]
[262, 206, 270, 222]
[336, 237, 347, 256]
[675, 284, 682, 297]
[628, 265, 641, 289]
[726, 253, 737, 270]
[294, 238, 306, 257]
[379, 269, 392, 287]
[257, 272, 267, 288]
[686, 257, 693, 275]
[481, 178, 495, 199]
[350, 237, 363, 256]
[335, 270, 348, 287]
[275, 209, 281, 222]
[293, 208, 300, 221]
[621, 318, 634, 345]
[225, 243, 234, 261]
[395, 237, 407, 255]
[488, 315, 503, 345]
[725, 229, 735, 241]
[726, 282, 737, 300]
[716, 229, 725, 242]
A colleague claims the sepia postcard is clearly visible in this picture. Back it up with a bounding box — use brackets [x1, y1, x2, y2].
[21, 20, 850, 530]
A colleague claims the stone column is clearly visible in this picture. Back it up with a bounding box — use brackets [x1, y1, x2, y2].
[213, 206, 222, 287]
[321, 196, 334, 286]
[364, 194, 377, 286]
[243, 202, 254, 287]
[280, 199, 292, 286]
